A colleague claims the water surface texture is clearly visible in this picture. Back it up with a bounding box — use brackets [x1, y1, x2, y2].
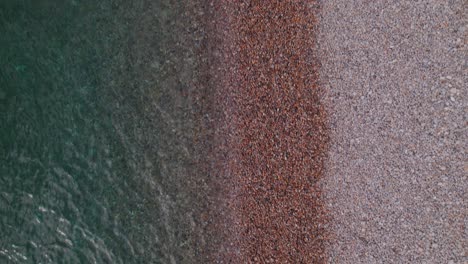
[1, 1, 206, 263]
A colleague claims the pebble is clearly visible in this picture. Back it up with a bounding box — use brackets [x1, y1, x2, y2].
[449, 88, 458, 94]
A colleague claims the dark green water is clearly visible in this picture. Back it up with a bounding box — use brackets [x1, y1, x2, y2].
[1, 1, 209, 263]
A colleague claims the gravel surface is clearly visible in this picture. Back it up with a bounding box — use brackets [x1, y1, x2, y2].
[318, 0, 467, 263]
[208, 1, 329, 262]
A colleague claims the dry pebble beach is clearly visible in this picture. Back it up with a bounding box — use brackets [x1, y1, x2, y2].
[318, 0, 467, 263]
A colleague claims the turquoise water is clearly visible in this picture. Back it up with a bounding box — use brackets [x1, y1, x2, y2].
[1, 1, 207, 263]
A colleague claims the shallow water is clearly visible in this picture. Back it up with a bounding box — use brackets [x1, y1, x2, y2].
[1, 1, 206, 263]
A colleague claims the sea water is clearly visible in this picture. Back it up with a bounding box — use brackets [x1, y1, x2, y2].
[0, 1, 205, 263]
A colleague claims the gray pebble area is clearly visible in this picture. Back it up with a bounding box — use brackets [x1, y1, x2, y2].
[317, 1, 467, 263]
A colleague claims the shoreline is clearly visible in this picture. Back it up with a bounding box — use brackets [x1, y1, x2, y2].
[206, 1, 329, 262]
